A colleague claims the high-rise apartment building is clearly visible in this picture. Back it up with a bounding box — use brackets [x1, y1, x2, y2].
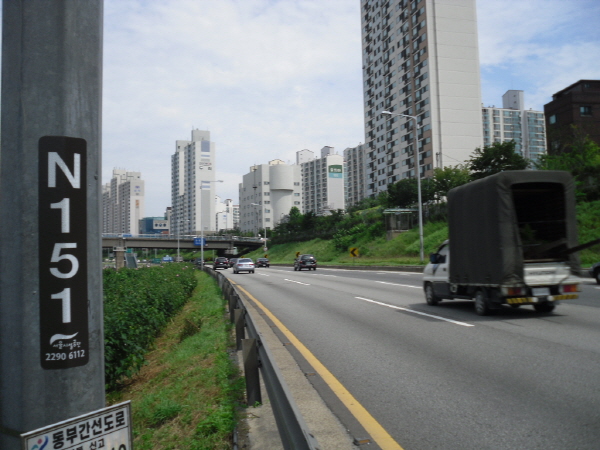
[482, 90, 547, 163]
[171, 129, 217, 235]
[102, 169, 145, 234]
[216, 197, 239, 231]
[361, 0, 482, 196]
[298, 147, 345, 215]
[344, 143, 367, 208]
[239, 160, 302, 234]
[544, 80, 600, 153]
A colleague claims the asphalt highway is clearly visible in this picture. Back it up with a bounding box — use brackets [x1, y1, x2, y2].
[223, 266, 600, 450]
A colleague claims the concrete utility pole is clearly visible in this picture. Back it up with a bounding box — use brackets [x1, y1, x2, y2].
[0, 3, 105, 449]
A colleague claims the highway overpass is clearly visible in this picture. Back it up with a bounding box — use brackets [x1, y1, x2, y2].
[102, 234, 265, 257]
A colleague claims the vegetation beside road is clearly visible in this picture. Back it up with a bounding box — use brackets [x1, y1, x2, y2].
[245, 200, 600, 267]
[106, 270, 244, 450]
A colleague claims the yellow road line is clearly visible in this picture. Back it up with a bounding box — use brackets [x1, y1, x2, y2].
[233, 282, 404, 450]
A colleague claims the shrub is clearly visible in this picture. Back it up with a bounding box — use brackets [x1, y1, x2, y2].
[104, 264, 197, 390]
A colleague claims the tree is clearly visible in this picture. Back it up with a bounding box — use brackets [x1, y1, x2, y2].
[432, 165, 471, 200]
[386, 177, 435, 208]
[536, 133, 600, 201]
[468, 141, 530, 180]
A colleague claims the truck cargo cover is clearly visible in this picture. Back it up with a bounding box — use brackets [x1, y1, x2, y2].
[448, 171, 580, 286]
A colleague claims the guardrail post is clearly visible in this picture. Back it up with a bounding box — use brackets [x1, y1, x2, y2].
[229, 295, 237, 323]
[235, 309, 245, 350]
[242, 338, 262, 406]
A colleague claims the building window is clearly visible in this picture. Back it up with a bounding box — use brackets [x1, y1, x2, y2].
[549, 114, 556, 124]
[580, 106, 592, 116]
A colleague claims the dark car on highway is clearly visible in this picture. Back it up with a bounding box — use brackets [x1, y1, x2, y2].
[294, 254, 317, 271]
[213, 257, 229, 270]
[228, 258, 239, 268]
[256, 258, 270, 268]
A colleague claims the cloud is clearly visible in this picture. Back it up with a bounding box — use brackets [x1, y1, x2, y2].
[477, 0, 600, 110]
[102, 0, 364, 215]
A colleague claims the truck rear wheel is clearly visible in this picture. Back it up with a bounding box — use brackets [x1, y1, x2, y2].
[474, 290, 491, 316]
[425, 283, 440, 306]
[534, 302, 555, 313]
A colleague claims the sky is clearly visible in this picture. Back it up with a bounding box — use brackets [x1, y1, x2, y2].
[101, 0, 600, 216]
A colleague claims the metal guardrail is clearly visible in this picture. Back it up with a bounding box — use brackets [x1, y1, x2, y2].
[206, 268, 319, 450]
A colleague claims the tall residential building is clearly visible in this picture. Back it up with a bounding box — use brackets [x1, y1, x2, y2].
[482, 90, 547, 163]
[171, 129, 217, 235]
[298, 147, 345, 215]
[544, 80, 600, 153]
[102, 169, 145, 234]
[216, 197, 239, 232]
[361, 0, 482, 196]
[344, 143, 367, 207]
[239, 160, 302, 234]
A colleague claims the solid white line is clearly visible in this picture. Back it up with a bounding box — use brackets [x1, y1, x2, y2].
[376, 281, 421, 289]
[284, 279, 311, 286]
[355, 296, 474, 327]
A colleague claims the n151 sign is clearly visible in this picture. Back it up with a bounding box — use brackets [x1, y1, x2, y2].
[39, 136, 89, 369]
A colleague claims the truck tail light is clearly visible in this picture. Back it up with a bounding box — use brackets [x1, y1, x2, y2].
[562, 284, 579, 293]
[506, 287, 525, 296]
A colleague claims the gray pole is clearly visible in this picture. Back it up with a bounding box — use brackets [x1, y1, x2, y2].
[0, 2, 104, 449]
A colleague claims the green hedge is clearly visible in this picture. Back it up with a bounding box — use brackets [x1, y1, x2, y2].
[103, 264, 198, 390]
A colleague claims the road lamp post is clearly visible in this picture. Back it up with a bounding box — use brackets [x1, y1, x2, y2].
[251, 202, 267, 250]
[199, 178, 223, 269]
[381, 110, 425, 263]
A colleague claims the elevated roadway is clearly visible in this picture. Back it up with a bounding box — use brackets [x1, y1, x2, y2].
[101, 234, 265, 256]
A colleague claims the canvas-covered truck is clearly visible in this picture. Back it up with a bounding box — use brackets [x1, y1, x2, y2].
[423, 170, 586, 315]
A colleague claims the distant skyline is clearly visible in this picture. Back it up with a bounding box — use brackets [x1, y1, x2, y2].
[14, 0, 600, 217]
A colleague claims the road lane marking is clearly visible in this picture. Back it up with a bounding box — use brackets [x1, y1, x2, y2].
[284, 279, 311, 286]
[234, 284, 405, 450]
[375, 281, 421, 289]
[356, 297, 474, 327]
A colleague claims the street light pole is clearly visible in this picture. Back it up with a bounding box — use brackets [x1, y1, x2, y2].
[381, 110, 425, 262]
[251, 202, 260, 237]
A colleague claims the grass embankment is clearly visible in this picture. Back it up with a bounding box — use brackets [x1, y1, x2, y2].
[245, 202, 600, 267]
[107, 271, 244, 450]
[174, 201, 600, 267]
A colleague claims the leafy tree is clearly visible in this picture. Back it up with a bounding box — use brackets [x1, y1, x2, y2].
[432, 165, 471, 200]
[468, 141, 530, 180]
[536, 133, 600, 201]
[386, 177, 436, 208]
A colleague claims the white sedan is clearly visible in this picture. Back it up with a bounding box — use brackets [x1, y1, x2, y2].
[233, 258, 255, 274]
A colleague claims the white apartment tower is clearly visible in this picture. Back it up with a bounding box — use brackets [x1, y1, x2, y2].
[215, 197, 239, 232]
[102, 169, 145, 234]
[361, 0, 483, 196]
[239, 160, 302, 234]
[298, 147, 345, 215]
[482, 90, 547, 164]
[171, 129, 217, 235]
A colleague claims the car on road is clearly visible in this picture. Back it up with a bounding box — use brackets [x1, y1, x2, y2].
[256, 257, 270, 268]
[233, 258, 255, 274]
[294, 254, 317, 271]
[213, 257, 229, 270]
[590, 262, 600, 284]
[228, 258, 239, 268]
